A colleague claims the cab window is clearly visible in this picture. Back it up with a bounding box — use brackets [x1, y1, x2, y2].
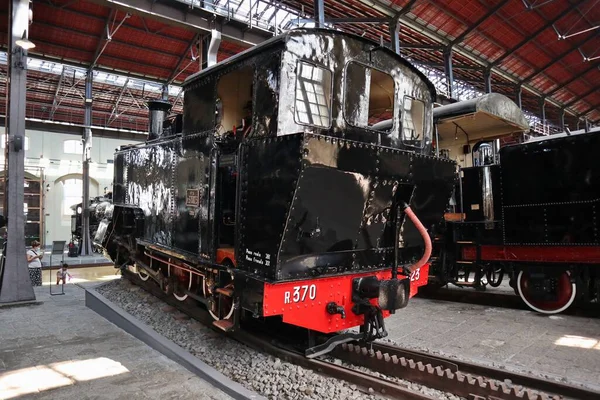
[294, 61, 332, 128]
[344, 62, 395, 131]
[401, 96, 425, 148]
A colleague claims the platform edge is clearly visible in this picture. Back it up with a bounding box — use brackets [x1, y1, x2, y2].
[85, 285, 265, 400]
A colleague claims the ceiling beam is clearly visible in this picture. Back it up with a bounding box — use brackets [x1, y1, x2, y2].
[417, 61, 482, 70]
[86, 0, 272, 46]
[91, 9, 131, 70]
[579, 103, 599, 117]
[33, 20, 180, 60]
[490, 0, 585, 67]
[22, 38, 175, 77]
[518, 32, 598, 85]
[357, 0, 591, 120]
[290, 16, 388, 24]
[544, 62, 599, 97]
[563, 86, 598, 108]
[38, 1, 191, 45]
[167, 31, 203, 84]
[449, 0, 510, 46]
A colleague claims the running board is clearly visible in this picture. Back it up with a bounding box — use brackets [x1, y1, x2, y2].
[305, 332, 363, 359]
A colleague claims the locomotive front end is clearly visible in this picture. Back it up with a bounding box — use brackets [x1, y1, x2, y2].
[241, 132, 455, 355]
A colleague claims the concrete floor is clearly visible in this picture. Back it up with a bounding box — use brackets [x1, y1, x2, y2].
[0, 271, 231, 400]
[40, 265, 122, 288]
[384, 297, 600, 391]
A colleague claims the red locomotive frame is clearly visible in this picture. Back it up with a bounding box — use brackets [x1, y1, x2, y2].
[263, 264, 430, 333]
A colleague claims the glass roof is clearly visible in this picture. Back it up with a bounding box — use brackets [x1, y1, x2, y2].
[182, 0, 312, 32]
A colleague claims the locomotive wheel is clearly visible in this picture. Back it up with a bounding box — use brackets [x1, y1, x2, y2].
[517, 270, 576, 314]
[208, 282, 235, 321]
[168, 265, 192, 302]
[486, 267, 504, 288]
[137, 266, 150, 281]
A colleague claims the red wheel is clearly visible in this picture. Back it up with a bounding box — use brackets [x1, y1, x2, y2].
[168, 265, 192, 302]
[517, 270, 576, 314]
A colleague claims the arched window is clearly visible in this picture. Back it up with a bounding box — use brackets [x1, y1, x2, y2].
[64, 140, 83, 154]
[62, 178, 82, 216]
[0, 134, 30, 150]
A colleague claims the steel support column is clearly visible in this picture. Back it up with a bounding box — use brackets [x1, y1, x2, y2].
[314, 0, 325, 28]
[560, 108, 566, 130]
[540, 97, 546, 125]
[0, 0, 35, 303]
[443, 47, 454, 98]
[484, 69, 492, 93]
[389, 18, 400, 54]
[80, 70, 94, 256]
[515, 85, 522, 109]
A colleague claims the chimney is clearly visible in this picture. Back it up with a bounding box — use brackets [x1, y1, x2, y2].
[147, 99, 172, 141]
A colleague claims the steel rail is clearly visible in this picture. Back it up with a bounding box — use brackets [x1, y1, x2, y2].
[371, 342, 599, 400]
[332, 342, 600, 400]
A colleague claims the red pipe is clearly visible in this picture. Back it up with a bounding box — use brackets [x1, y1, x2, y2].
[403, 206, 432, 275]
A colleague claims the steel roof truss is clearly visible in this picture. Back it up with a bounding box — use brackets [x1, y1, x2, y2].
[49, 69, 87, 120]
[545, 62, 599, 97]
[167, 32, 203, 84]
[449, 0, 510, 47]
[107, 78, 129, 125]
[521, 0, 559, 10]
[490, 0, 585, 68]
[563, 85, 598, 108]
[107, 85, 146, 126]
[519, 32, 599, 85]
[579, 102, 600, 117]
[49, 66, 66, 120]
[91, 9, 131, 70]
[579, 46, 600, 62]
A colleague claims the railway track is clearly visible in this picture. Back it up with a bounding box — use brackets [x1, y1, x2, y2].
[119, 271, 600, 400]
[332, 342, 597, 400]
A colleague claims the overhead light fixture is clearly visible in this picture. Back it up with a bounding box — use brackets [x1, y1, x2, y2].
[16, 30, 35, 50]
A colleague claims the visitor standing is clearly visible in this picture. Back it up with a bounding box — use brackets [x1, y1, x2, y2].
[26, 240, 43, 286]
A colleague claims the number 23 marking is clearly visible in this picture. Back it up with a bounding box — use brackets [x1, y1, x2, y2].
[410, 269, 420, 282]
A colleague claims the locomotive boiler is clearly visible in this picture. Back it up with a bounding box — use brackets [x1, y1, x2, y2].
[94, 28, 457, 356]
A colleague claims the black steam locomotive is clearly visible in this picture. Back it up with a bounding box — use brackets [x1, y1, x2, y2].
[71, 195, 112, 241]
[432, 126, 600, 314]
[94, 28, 457, 356]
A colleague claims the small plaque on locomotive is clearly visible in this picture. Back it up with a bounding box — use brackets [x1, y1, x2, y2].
[186, 189, 200, 207]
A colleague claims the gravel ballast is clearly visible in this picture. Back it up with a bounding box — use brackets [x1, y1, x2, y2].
[96, 277, 463, 400]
